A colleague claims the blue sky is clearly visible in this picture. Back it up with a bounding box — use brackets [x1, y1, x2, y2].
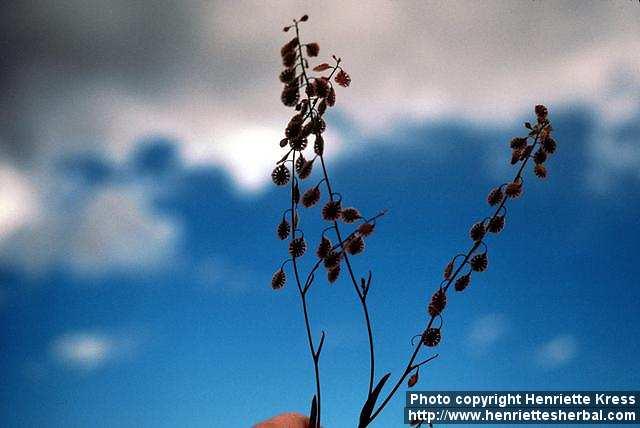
[1, 1, 640, 427]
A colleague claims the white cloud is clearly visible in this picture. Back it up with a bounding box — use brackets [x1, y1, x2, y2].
[467, 313, 507, 353]
[0, 164, 39, 242]
[3, 0, 638, 194]
[536, 334, 578, 368]
[1, 180, 180, 278]
[51, 331, 136, 371]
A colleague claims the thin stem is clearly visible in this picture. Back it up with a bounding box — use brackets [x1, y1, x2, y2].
[365, 127, 547, 426]
[318, 154, 377, 395]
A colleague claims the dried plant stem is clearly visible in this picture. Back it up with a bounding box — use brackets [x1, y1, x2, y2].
[364, 129, 545, 426]
[293, 18, 379, 398]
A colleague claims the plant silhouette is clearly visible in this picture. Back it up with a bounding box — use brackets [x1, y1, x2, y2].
[270, 15, 558, 428]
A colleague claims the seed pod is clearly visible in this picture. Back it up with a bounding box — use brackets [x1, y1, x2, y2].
[542, 137, 557, 154]
[305, 42, 319, 57]
[357, 222, 375, 237]
[279, 68, 296, 83]
[277, 219, 290, 240]
[326, 87, 336, 106]
[469, 221, 486, 242]
[470, 253, 488, 272]
[295, 154, 306, 173]
[272, 268, 286, 290]
[534, 164, 547, 179]
[454, 273, 471, 292]
[327, 265, 340, 283]
[428, 289, 447, 317]
[535, 104, 548, 119]
[298, 160, 314, 179]
[443, 259, 454, 280]
[323, 251, 341, 269]
[281, 85, 299, 107]
[302, 186, 321, 207]
[271, 164, 291, 186]
[314, 134, 324, 156]
[510, 149, 522, 165]
[334, 70, 351, 87]
[315, 78, 329, 98]
[289, 237, 307, 258]
[290, 137, 308, 151]
[422, 328, 441, 347]
[282, 51, 296, 68]
[285, 117, 302, 139]
[312, 117, 326, 134]
[341, 207, 361, 223]
[346, 236, 365, 255]
[407, 370, 419, 388]
[279, 138, 289, 148]
[487, 187, 504, 206]
[509, 137, 527, 150]
[316, 236, 332, 259]
[505, 181, 523, 198]
[322, 200, 341, 221]
[487, 215, 505, 234]
[305, 81, 317, 97]
[280, 38, 298, 57]
[533, 149, 547, 164]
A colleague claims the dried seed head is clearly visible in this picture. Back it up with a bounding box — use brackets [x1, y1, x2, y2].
[280, 38, 298, 57]
[505, 181, 523, 198]
[469, 221, 486, 242]
[535, 104, 548, 119]
[511, 149, 522, 165]
[534, 164, 547, 179]
[298, 159, 314, 179]
[487, 187, 504, 206]
[272, 164, 291, 186]
[299, 14, 308, 22]
[454, 273, 471, 292]
[289, 237, 307, 258]
[326, 87, 336, 106]
[282, 50, 297, 68]
[422, 328, 441, 347]
[285, 116, 303, 138]
[428, 289, 447, 317]
[334, 70, 351, 87]
[322, 200, 342, 221]
[295, 154, 306, 173]
[357, 222, 375, 237]
[281, 85, 299, 107]
[272, 268, 286, 290]
[542, 137, 557, 154]
[315, 78, 329, 98]
[277, 218, 290, 240]
[443, 259, 454, 280]
[290, 137, 308, 151]
[341, 207, 361, 223]
[279, 68, 296, 83]
[487, 215, 505, 234]
[327, 265, 340, 283]
[323, 251, 341, 269]
[305, 42, 319, 57]
[316, 236, 332, 259]
[346, 235, 365, 255]
[302, 186, 321, 207]
[510, 137, 527, 150]
[407, 370, 419, 388]
[470, 253, 488, 272]
[533, 149, 547, 164]
[312, 117, 326, 134]
[314, 134, 324, 156]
